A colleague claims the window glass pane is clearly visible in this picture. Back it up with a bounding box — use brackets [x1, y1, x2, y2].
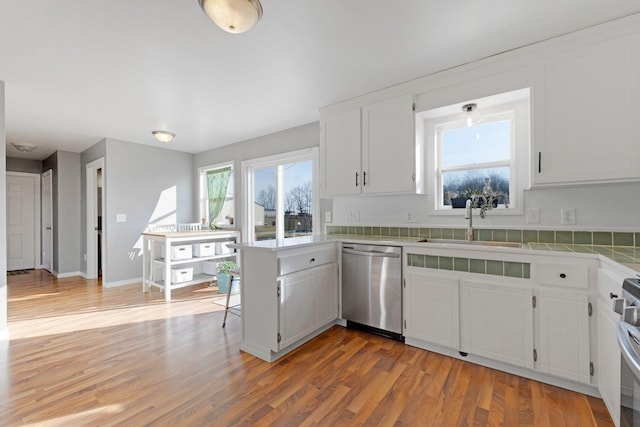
[283, 160, 313, 238]
[200, 165, 234, 227]
[441, 120, 510, 167]
[442, 167, 510, 206]
[254, 167, 277, 241]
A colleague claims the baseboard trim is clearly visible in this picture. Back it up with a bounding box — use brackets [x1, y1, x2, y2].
[103, 277, 141, 288]
[54, 271, 84, 279]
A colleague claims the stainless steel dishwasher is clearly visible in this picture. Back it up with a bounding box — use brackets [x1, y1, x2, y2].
[341, 243, 403, 340]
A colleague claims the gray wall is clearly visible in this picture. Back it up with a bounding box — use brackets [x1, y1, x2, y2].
[0, 82, 7, 337]
[194, 121, 320, 239]
[6, 157, 43, 174]
[43, 151, 82, 275]
[102, 138, 194, 285]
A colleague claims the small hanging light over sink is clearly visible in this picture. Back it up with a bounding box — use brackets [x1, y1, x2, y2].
[152, 130, 175, 143]
[198, 0, 263, 34]
[462, 103, 478, 127]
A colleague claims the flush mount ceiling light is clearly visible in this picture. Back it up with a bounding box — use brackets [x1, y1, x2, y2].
[10, 142, 37, 152]
[198, 0, 263, 34]
[152, 130, 175, 143]
[462, 103, 479, 127]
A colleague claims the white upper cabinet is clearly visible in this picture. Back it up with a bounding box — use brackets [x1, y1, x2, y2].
[531, 34, 640, 186]
[320, 108, 362, 196]
[320, 94, 422, 197]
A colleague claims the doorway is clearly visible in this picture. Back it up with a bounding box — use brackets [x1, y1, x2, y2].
[86, 158, 105, 280]
[6, 172, 41, 271]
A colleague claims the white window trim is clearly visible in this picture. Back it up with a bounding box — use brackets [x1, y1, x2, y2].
[423, 96, 529, 217]
[241, 147, 319, 243]
[197, 160, 235, 229]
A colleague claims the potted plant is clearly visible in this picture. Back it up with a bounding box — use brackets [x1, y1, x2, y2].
[450, 190, 476, 208]
[216, 260, 239, 294]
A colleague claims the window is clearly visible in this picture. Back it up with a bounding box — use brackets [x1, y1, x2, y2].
[244, 148, 317, 242]
[198, 162, 235, 228]
[438, 116, 513, 208]
[421, 89, 530, 214]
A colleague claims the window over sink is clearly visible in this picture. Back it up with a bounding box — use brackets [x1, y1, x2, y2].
[418, 88, 530, 215]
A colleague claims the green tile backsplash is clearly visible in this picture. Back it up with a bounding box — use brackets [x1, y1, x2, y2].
[326, 225, 638, 248]
[407, 254, 531, 279]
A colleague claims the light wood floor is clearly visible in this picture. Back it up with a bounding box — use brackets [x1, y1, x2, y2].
[1, 270, 613, 426]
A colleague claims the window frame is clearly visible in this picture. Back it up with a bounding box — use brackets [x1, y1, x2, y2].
[435, 111, 515, 210]
[421, 93, 529, 217]
[197, 160, 236, 229]
[242, 147, 319, 243]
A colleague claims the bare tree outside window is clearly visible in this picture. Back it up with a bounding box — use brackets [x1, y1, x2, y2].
[286, 181, 312, 214]
[256, 185, 276, 210]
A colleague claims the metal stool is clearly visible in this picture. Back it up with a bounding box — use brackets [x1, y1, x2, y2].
[222, 268, 241, 328]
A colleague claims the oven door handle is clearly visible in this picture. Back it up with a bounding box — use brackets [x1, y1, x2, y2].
[618, 322, 640, 379]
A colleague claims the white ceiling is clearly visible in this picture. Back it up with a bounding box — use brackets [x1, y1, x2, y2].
[2, 1, 640, 160]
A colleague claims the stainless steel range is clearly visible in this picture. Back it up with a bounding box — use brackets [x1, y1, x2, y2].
[615, 277, 640, 426]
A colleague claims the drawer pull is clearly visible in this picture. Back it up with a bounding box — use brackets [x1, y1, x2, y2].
[559, 273, 566, 279]
[309, 257, 316, 263]
[610, 292, 619, 299]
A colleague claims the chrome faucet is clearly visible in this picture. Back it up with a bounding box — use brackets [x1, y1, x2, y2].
[465, 199, 473, 241]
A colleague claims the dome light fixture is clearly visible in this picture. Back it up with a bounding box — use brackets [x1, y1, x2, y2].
[10, 142, 37, 153]
[462, 103, 479, 127]
[152, 130, 175, 143]
[198, 0, 263, 34]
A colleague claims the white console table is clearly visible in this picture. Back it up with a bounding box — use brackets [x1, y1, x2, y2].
[141, 229, 240, 302]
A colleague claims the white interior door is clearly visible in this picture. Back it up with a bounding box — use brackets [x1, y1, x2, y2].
[7, 173, 39, 271]
[42, 170, 53, 272]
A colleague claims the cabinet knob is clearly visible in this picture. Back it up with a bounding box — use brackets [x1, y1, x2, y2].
[610, 292, 619, 299]
[309, 257, 316, 264]
[559, 273, 566, 279]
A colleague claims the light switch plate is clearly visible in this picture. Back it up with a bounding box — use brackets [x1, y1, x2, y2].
[561, 208, 576, 225]
[526, 208, 540, 224]
[324, 211, 332, 223]
[116, 213, 127, 223]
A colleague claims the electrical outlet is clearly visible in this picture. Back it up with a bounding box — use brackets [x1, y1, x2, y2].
[407, 212, 418, 223]
[526, 208, 540, 224]
[116, 213, 127, 223]
[324, 211, 332, 223]
[561, 208, 576, 225]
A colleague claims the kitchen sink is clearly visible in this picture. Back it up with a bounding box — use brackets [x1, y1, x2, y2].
[418, 238, 523, 248]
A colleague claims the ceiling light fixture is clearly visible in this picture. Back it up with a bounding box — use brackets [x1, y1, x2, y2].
[10, 142, 37, 153]
[198, 0, 263, 34]
[462, 103, 478, 127]
[152, 130, 176, 143]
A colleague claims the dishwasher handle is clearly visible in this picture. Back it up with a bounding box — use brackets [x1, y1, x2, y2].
[342, 248, 400, 258]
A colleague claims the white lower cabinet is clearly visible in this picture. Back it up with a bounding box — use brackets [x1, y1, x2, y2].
[460, 280, 534, 369]
[597, 298, 621, 425]
[404, 270, 459, 349]
[536, 289, 591, 384]
[239, 242, 339, 362]
[279, 263, 338, 349]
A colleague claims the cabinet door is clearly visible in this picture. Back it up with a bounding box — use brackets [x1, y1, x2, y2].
[320, 108, 362, 197]
[362, 94, 416, 194]
[405, 271, 459, 349]
[597, 298, 621, 423]
[312, 263, 339, 327]
[532, 35, 640, 185]
[279, 270, 315, 349]
[461, 280, 534, 368]
[537, 289, 591, 384]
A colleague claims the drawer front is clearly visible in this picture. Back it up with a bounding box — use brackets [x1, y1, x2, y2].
[597, 269, 623, 303]
[279, 245, 337, 276]
[538, 263, 589, 289]
[171, 244, 193, 260]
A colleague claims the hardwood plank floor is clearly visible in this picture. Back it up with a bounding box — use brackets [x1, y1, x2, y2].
[1, 270, 613, 426]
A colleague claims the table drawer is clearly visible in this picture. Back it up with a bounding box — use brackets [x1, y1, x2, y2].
[279, 244, 337, 276]
[538, 263, 589, 288]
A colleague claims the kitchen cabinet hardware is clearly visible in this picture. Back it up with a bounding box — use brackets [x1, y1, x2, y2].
[355, 172, 359, 187]
[559, 273, 567, 278]
[532, 295, 537, 308]
[309, 258, 315, 264]
[610, 292, 618, 299]
[459, 351, 468, 357]
[538, 152, 541, 173]
[588, 302, 593, 317]
[533, 349, 538, 362]
[363, 171, 367, 186]
[590, 362, 594, 376]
